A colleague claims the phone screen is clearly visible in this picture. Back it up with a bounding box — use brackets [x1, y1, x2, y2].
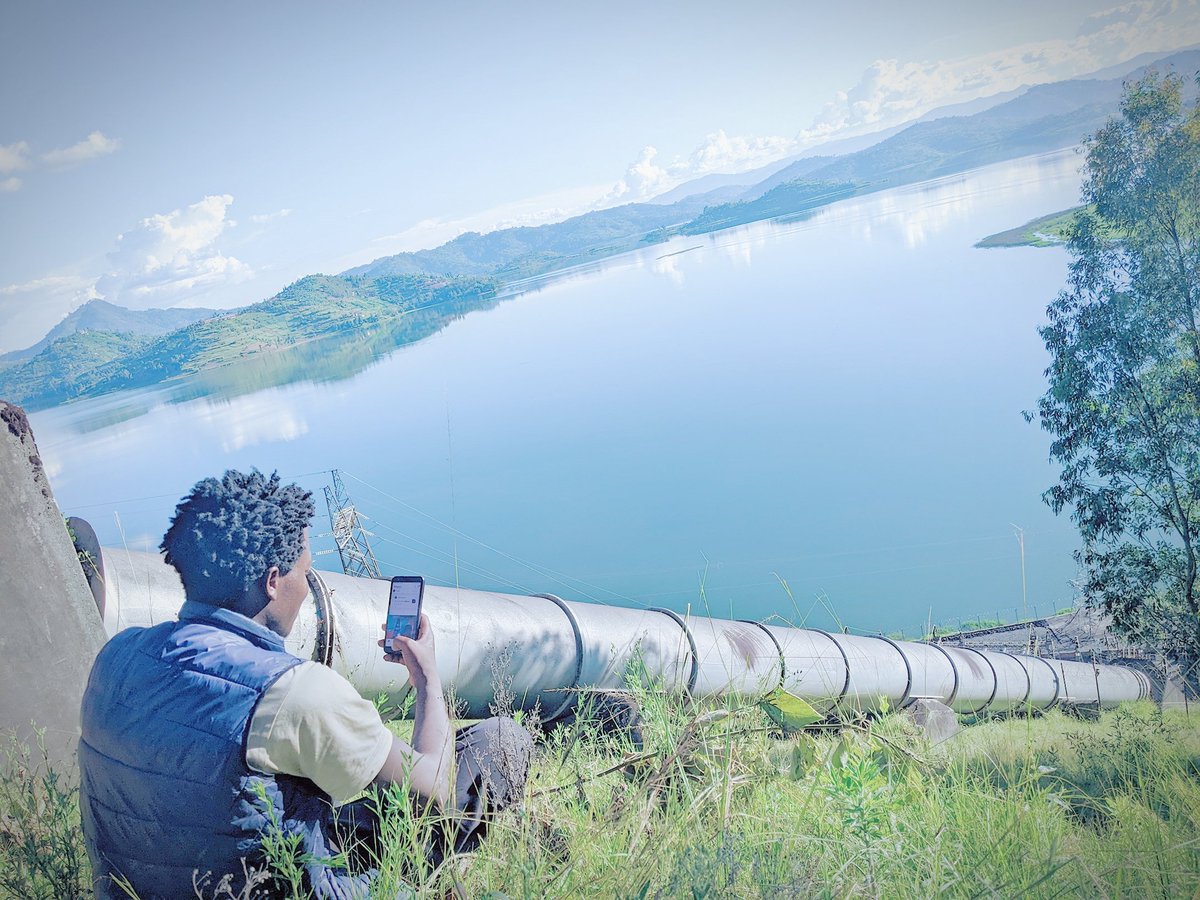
[385, 577, 423, 649]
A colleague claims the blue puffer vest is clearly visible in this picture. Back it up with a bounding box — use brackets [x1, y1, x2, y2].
[79, 602, 369, 899]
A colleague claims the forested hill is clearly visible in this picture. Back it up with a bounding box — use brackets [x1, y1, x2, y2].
[0, 274, 496, 409]
[0, 300, 218, 364]
[343, 194, 719, 281]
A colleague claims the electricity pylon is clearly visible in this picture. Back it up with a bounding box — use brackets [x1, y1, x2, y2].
[323, 469, 381, 578]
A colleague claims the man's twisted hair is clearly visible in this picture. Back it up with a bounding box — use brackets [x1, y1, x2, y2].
[160, 469, 315, 606]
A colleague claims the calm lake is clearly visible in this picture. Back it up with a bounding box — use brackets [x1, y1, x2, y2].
[32, 150, 1088, 635]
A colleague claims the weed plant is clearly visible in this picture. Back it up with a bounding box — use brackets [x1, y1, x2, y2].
[0, 733, 90, 899]
[2, 700, 1199, 898]
[452, 693, 1200, 899]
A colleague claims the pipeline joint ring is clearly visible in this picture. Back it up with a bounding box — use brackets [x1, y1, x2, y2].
[307, 570, 336, 668]
[532, 594, 585, 722]
[650, 607, 699, 695]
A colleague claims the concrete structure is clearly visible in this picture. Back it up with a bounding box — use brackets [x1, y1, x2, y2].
[903, 699, 960, 743]
[0, 402, 107, 766]
[1153, 661, 1197, 711]
[938, 607, 1146, 660]
[941, 608, 1196, 711]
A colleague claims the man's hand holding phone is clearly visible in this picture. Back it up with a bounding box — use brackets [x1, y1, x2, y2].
[378, 613, 440, 691]
[374, 583, 453, 807]
[378, 575, 439, 690]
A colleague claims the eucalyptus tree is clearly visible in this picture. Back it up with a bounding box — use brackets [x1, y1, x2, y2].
[1033, 72, 1200, 672]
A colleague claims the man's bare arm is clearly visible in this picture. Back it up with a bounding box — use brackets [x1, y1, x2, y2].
[373, 614, 454, 806]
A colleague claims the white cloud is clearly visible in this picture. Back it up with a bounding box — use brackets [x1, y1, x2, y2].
[0, 141, 30, 174]
[606, 130, 796, 203]
[42, 131, 121, 166]
[607, 150, 664, 203]
[0, 273, 100, 353]
[95, 194, 251, 309]
[808, 58, 959, 136]
[0, 274, 95, 297]
[249, 208, 292, 224]
[686, 130, 795, 175]
[603, 0, 1200, 203]
[0, 195, 249, 351]
[804, 0, 1200, 141]
[606, 146, 673, 203]
[0, 132, 119, 193]
[0, 196, 249, 351]
[1078, 1, 1159, 37]
[192, 394, 310, 452]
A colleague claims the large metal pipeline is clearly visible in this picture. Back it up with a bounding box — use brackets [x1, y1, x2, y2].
[98, 547, 1152, 719]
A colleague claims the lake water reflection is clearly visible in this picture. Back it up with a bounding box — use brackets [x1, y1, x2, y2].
[32, 150, 1088, 634]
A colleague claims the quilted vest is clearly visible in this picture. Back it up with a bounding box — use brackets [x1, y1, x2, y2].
[78, 603, 370, 899]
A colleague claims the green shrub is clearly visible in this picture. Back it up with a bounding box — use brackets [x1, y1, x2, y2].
[0, 732, 91, 900]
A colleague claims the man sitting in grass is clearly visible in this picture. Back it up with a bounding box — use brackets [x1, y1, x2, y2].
[78, 469, 531, 898]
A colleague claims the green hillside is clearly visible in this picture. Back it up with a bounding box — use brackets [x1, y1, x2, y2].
[0, 331, 156, 406]
[794, 103, 1115, 192]
[976, 207, 1083, 248]
[975, 204, 1128, 248]
[345, 196, 716, 281]
[680, 180, 857, 234]
[0, 300, 218, 364]
[0, 274, 496, 409]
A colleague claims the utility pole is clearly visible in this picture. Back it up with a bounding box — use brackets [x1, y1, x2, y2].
[1011, 523, 1034, 654]
[1010, 524, 1028, 619]
[323, 469, 381, 579]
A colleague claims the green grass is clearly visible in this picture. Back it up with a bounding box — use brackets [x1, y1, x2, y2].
[3, 699, 1199, 898]
[976, 207, 1085, 248]
[453, 698, 1200, 899]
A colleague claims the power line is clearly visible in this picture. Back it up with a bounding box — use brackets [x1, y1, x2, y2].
[340, 469, 636, 604]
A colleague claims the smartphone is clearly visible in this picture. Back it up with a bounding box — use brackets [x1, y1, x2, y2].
[384, 575, 424, 653]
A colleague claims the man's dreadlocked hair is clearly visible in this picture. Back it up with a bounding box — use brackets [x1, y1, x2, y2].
[160, 469, 315, 607]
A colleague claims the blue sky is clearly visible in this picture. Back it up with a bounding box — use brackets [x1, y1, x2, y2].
[2, 0, 1199, 352]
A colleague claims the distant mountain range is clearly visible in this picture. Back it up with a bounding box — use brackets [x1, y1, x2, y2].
[643, 85, 1034, 208]
[740, 53, 1199, 201]
[346, 48, 1200, 284]
[4, 46, 1197, 411]
[0, 300, 217, 365]
[648, 44, 1192, 207]
[645, 126, 912, 206]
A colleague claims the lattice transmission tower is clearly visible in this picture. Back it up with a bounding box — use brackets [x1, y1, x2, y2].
[323, 469, 381, 578]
